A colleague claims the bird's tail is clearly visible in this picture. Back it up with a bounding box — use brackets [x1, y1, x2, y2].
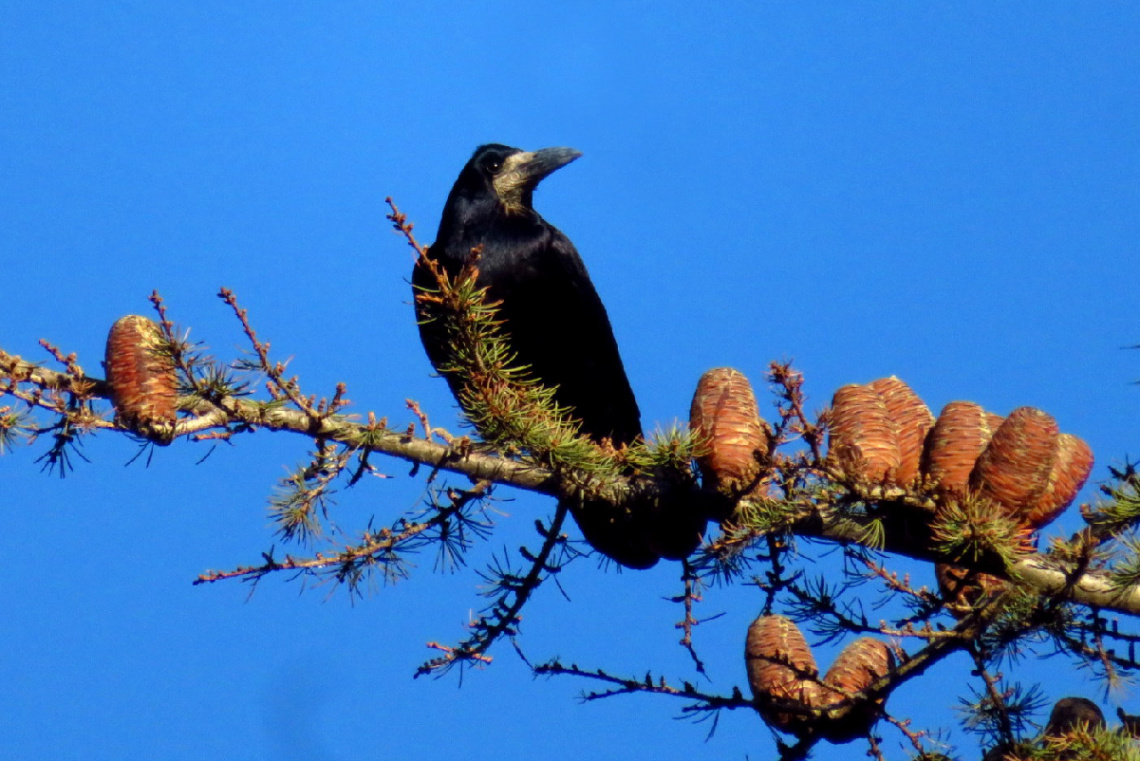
[563, 491, 707, 569]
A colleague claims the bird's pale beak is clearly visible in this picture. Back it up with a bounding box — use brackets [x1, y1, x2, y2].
[513, 147, 582, 185]
[495, 147, 582, 211]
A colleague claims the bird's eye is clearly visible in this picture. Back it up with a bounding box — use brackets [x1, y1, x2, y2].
[484, 156, 503, 174]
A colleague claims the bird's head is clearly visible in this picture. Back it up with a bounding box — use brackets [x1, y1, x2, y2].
[460, 143, 582, 214]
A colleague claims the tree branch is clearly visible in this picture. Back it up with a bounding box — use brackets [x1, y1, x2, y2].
[4, 346, 1140, 619]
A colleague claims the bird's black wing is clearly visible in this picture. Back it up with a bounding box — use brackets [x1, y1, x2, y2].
[476, 223, 642, 448]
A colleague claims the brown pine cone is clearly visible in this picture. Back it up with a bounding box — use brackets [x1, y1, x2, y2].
[105, 315, 178, 445]
[818, 637, 894, 743]
[745, 614, 820, 737]
[690, 367, 768, 498]
[1022, 433, 1094, 530]
[969, 406, 1059, 521]
[868, 377, 934, 487]
[828, 384, 900, 483]
[935, 563, 1006, 617]
[921, 401, 999, 499]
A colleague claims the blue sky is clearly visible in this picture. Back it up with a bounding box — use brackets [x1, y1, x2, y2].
[2, 4, 1138, 760]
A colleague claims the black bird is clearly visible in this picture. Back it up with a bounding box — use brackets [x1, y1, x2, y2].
[414, 143, 658, 568]
[1044, 697, 1105, 737]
